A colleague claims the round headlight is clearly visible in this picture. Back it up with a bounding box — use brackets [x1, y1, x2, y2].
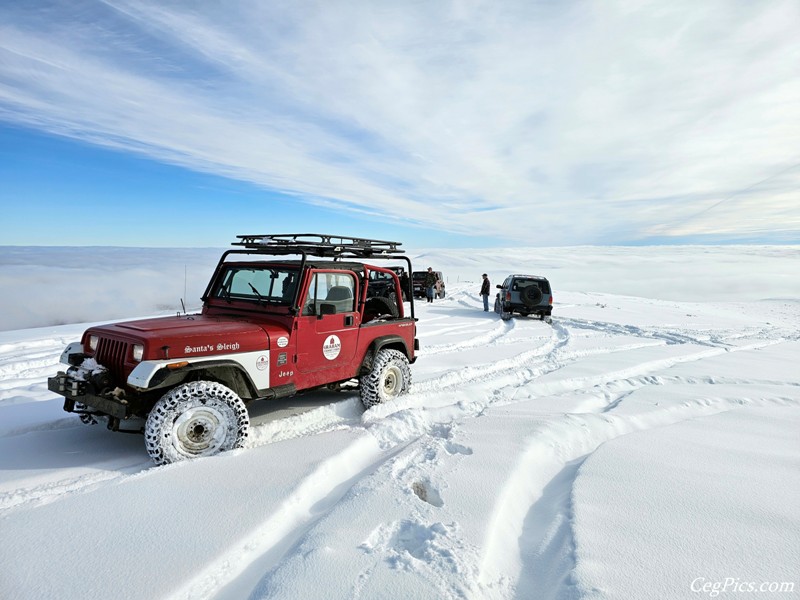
[89, 335, 99, 351]
[132, 344, 144, 362]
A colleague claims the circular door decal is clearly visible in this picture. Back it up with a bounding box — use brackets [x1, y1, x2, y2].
[256, 355, 269, 371]
[322, 335, 342, 360]
[276, 336, 289, 348]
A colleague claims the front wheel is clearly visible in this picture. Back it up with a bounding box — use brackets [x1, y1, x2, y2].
[360, 349, 412, 409]
[145, 381, 249, 465]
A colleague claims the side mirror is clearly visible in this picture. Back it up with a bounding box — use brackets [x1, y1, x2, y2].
[496, 284, 503, 289]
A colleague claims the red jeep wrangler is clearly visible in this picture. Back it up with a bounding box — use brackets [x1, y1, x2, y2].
[48, 234, 418, 464]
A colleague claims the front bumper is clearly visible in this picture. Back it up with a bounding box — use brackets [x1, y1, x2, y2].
[48, 372, 130, 420]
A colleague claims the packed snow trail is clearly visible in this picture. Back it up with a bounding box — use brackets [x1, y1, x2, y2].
[1, 287, 798, 600]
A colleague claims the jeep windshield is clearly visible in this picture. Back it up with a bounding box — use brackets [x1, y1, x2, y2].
[212, 265, 299, 306]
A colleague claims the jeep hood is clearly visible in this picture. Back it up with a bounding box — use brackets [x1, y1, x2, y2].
[87, 315, 284, 358]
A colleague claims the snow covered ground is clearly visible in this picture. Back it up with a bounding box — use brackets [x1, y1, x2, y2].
[0, 246, 798, 599]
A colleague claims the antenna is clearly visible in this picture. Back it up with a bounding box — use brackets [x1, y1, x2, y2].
[183, 265, 187, 313]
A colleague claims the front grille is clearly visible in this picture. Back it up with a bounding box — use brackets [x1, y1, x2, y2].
[95, 338, 129, 386]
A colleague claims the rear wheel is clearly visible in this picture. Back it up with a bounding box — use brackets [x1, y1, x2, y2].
[145, 381, 249, 465]
[360, 349, 412, 408]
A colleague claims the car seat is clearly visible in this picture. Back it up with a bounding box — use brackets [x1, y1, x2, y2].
[325, 286, 354, 313]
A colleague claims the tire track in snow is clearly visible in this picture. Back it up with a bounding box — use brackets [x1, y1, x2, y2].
[419, 319, 517, 356]
[477, 395, 800, 599]
[0, 313, 788, 523]
[0, 462, 149, 513]
[7, 336, 778, 520]
[0, 338, 69, 405]
[0, 400, 365, 515]
[0, 415, 83, 438]
[0, 339, 69, 377]
[410, 322, 569, 395]
[557, 316, 728, 347]
[169, 434, 413, 600]
[507, 338, 784, 405]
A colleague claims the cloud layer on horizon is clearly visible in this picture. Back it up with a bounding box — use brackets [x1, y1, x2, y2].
[1, 244, 797, 332]
[1, 0, 799, 244]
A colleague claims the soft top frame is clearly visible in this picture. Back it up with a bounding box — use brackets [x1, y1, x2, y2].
[203, 234, 415, 319]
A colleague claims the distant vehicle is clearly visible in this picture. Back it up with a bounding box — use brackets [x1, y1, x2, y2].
[411, 270, 446, 299]
[367, 266, 408, 303]
[48, 234, 419, 464]
[494, 274, 553, 322]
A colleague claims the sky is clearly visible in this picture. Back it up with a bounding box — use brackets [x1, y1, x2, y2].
[1, 0, 799, 248]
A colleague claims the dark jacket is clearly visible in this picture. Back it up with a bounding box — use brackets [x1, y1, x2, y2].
[480, 278, 490, 295]
[424, 271, 438, 287]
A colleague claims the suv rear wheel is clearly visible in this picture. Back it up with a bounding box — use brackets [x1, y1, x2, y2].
[145, 381, 249, 465]
[360, 349, 411, 408]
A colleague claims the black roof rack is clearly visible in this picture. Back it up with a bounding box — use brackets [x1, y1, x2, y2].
[232, 233, 404, 259]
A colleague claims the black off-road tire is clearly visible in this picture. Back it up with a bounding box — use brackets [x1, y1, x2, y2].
[359, 349, 412, 408]
[145, 381, 249, 465]
[521, 285, 543, 307]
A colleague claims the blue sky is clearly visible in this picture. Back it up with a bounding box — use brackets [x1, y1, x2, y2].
[1, 0, 799, 248]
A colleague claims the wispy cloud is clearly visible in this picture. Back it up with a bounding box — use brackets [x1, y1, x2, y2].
[1, 0, 799, 244]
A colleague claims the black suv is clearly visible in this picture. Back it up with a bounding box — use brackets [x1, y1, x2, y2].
[367, 266, 409, 302]
[411, 270, 445, 299]
[494, 274, 553, 321]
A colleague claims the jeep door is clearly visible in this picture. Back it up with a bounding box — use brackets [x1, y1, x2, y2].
[295, 270, 361, 387]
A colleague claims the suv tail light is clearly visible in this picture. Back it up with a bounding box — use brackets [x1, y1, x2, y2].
[549, 295, 553, 305]
[505, 292, 511, 301]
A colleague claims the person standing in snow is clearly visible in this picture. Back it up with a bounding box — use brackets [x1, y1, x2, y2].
[424, 267, 438, 303]
[480, 273, 491, 311]
[399, 271, 410, 301]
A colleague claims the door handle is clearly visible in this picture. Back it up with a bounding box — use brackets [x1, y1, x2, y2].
[344, 315, 354, 326]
